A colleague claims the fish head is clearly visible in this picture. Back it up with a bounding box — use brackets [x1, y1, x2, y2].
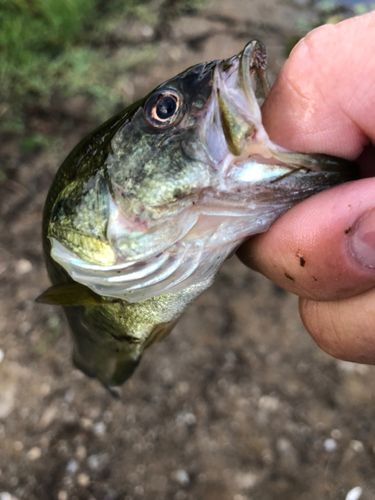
[48, 40, 355, 303]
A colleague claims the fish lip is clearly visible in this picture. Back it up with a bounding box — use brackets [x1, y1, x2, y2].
[213, 41, 271, 159]
[238, 40, 268, 121]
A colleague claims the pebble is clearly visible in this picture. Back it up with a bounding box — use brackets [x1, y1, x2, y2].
[58, 492, 68, 500]
[0, 350, 4, 364]
[39, 383, 51, 397]
[66, 460, 79, 474]
[75, 445, 87, 460]
[176, 411, 196, 426]
[235, 472, 257, 490]
[77, 473, 90, 487]
[258, 395, 280, 412]
[134, 485, 144, 495]
[174, 470, 190, 487]
[324, 439, 337, 452]
[331, 429, 342, 440]
[64, 389, 75, 404]
[27, 447, 42, 461]
[350, 440, 364, 453]
[15, 259, 32, 275]
[140, 25, 153, 38]
[14, 441, 23, 452]
[277, 438, 292, 454]
[345, 487, 362, 500]
[88, 453, 108, 471]
[93, 422, 106, 436]
[39, 405, 57, 429]
[80, 418, 93, 429]
[0, 388, 15, 420]
[0, 493, 18, 500]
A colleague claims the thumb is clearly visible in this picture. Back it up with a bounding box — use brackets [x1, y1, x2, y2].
[238, 12, 375, 300]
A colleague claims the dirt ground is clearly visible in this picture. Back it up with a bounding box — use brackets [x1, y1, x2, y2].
[1, 1, 375, 499]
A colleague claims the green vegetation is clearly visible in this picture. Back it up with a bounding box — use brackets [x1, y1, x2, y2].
[0, 0, 206, 134]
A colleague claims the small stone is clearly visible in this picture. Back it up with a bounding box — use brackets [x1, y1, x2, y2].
[0, 493, 12, 500]
[331, 429, 342, 440]
[336, 360, 357, 372]
[134, 485, 144, 495]
[66, 460, 79, 474]
[80, 418, 93, 429]
[140, 25, 153, 38]
[355, 364, 369, 375]
[235, 472, 257, 490]
[176, 411, 196, 426]
[324, 439, 337, 452]
[345, 487, 362, 500]
[169, 47, 182, 61]
[93, 422, 106, 436]
[77, 473, 90, 487]
[277, 438, 292, 453]
[87, 453, 108, 471]
[350, 440, 364, 453]
[39, 383, 51, 396]
[39, 405, 57, 429]
[19, 322, 31, 335]
[0, 494, 17, 500]
[174, 470, 189, 487]
[58, 492, 68, 500]
[176, 382, 189, 395]
[258, 395, 280, 412]
[64, 389, 75, 403]
[14, 441, 23, 451]
[75, 445, 87, 460]
[27, 447, 42, 460]
[0, 388, 15, 420]
[0, 350, 4, 364]
[15, 259, 32, 275]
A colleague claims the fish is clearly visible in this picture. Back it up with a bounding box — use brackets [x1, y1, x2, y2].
[37, 40, 356, 391]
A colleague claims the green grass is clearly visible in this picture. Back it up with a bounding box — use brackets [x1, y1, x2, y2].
[0, 0, 206, 134]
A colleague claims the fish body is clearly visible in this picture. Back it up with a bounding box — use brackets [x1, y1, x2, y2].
[39, 41, 356, 388]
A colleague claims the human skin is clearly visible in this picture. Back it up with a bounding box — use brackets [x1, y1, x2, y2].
[237, 11, 375, 363]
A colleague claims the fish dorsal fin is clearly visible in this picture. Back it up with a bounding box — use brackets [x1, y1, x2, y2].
[36, 282, 110, 306]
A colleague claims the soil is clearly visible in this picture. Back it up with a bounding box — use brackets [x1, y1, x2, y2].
[1, 1, 375, 500]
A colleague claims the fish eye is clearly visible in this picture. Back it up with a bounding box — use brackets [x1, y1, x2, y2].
[145, 90, 182, 128]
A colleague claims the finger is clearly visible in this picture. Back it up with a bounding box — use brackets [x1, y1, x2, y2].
[299, 287, 375, 364]
[237, 177, 375, 301]
[262, 11, 375, 159]
[238, 13, 375, 299]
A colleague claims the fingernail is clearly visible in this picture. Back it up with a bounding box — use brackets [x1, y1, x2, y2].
[349, 209, 375, 269]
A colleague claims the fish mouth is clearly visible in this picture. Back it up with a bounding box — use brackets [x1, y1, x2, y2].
[215, 40, 268, 157]
[214, 40, 355, 178]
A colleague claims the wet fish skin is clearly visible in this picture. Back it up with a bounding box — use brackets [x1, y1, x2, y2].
[39, 41, 357, 389]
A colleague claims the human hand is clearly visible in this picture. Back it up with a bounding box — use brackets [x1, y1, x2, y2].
[238, 12, 375, 363]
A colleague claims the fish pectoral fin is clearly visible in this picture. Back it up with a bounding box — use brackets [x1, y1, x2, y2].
[143, 319, 180, 350]
[36, 282, 110, 306]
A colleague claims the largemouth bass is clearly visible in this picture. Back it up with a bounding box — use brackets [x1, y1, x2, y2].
[38, 41, 356, 391]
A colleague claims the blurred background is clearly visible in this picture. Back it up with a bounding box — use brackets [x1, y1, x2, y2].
[1, 0, 375, 499]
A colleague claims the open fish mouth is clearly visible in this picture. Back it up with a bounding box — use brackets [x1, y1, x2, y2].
[49, 41, 356, 304]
